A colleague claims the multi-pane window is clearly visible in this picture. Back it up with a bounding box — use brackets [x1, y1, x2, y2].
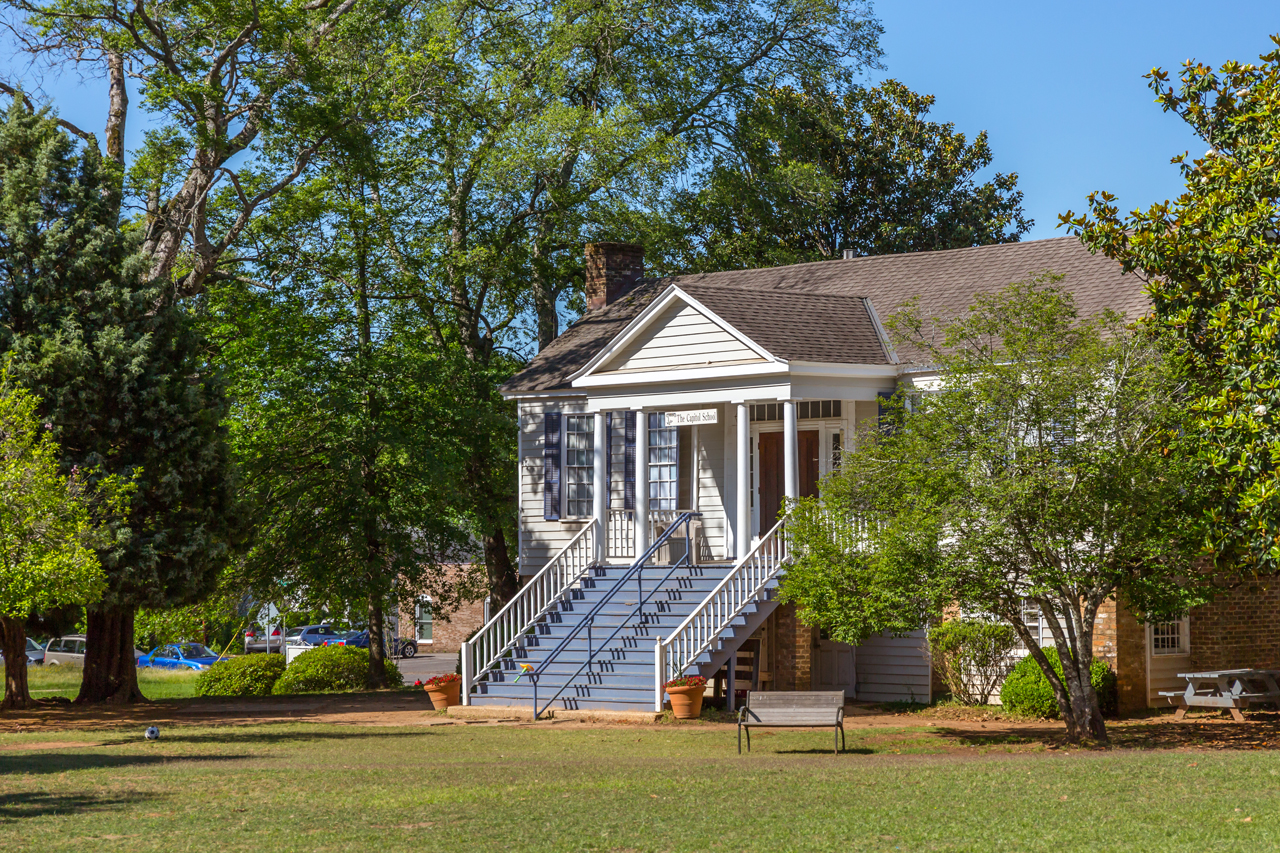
[415, 600, 433, 642]
[648, 413, 678, 511]
[1151, 619, 1187, 656]
[564, 414, 594, 517]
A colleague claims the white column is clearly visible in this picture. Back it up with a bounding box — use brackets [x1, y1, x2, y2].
[593, 411, 607, 563]
[783, 400, 798, 506]
[736, 402, 750, 560]
[635, 410, 649, 557]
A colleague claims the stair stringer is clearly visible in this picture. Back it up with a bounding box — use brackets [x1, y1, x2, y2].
[695, 589, 781, 679]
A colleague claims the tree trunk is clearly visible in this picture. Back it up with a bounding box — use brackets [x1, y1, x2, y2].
[485, 527, 518, 612]
[76, 605, 144, 704]
[0, 616, 32, 710]
[366, 598, 389, 689]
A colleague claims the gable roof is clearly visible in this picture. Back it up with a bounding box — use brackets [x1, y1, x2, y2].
[501, 236, 1148, 394]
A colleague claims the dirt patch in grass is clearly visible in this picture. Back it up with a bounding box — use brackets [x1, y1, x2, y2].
[4, 691, 1280, 756]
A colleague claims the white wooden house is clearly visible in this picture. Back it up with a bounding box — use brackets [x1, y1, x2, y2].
[461, 238, 1203, 714]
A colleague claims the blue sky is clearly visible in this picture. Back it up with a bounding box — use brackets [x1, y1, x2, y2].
[870, 1, 1279, 238]
[6, 2, 1278, 242]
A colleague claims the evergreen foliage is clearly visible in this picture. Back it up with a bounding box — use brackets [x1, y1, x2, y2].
[0, 97, 242, 704]
[1000, 648, 1117, 719]
[928, 620, 1018, 706]
[272, 645, 402, 695]
[195, 654, 286, 697]
[1065, 39, 1280, 578]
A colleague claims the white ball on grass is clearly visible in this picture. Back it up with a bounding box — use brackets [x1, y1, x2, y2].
[144, 726, 160, 741]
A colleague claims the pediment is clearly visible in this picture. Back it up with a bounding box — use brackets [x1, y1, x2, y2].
[590, 292, 770, 376]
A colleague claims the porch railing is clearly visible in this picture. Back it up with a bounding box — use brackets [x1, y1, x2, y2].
[607, 509, 635, 560]
[460, 520, 597, 704]
[655, 515, 790, 708]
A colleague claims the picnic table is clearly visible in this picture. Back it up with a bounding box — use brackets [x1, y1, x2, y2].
[1159, 669, 1280, 722]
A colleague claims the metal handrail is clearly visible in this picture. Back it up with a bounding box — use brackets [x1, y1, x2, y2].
[531, 512, 699, 719]
[658, 515, 790, 688]
[461, 520, 596, 704]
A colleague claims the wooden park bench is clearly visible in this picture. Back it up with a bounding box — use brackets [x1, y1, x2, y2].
[736, 691, 846, 754]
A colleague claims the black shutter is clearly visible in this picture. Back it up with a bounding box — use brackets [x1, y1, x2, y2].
[877, 391, 896, 435]
[605, 412, 613, 510]
[623, 411, 636, 512]
[543, 411, 561, 521]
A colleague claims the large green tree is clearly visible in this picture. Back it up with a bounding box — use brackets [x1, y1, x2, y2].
[1064, 38, 1280, 576]
[662, 79, 1031, 272]
[0, 375, 120, 709]
[338, 0, 882, 605]
[0, 97, 241, 704]
[212, 133, 482, 686]
[782, 280, 1202, 742]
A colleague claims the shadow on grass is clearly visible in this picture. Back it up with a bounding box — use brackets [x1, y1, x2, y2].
[0, 752, 249, 776]
[0, 790, 164, 820]
[770, 748, 876, 755]
[147, 729, 430, 746]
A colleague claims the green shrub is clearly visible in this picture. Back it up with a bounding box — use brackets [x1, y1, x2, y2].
[272, 645, 404, 695]
[999, 647, 1118, 718]
[928, 619, 1018, 705]
[195, 654, 286, 697]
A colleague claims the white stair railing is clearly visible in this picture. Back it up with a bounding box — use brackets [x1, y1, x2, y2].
[461, 520, 596, 704]
[607, 508, 635, 560]
[655, 516, 790, 709]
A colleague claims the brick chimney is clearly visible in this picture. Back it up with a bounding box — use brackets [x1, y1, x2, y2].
[585, 242, 644, 310]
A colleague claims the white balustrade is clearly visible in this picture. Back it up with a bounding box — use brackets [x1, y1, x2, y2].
[461, 521, 597, 704]
[657, 516, 790, 695]
[607, 509, 635, 560]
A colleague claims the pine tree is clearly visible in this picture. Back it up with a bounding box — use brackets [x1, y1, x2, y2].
[0, 96, 242, 703]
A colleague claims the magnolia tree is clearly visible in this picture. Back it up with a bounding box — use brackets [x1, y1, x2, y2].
[1064, 38, 1280, 576]
[0, 378, 128, 709]
[782, 278, 1205, 742]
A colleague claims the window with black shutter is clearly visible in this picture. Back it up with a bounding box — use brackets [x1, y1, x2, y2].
[543, 411, 561, 521]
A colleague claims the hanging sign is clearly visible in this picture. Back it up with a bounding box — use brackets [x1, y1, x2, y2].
[663, 408, 718, 426]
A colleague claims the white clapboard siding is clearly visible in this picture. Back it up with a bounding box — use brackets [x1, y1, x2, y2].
[518, 399, 591, 574]
[855, 630, 932, 704]
[695, 411, 727, 559]
[599, 301, 766, 373]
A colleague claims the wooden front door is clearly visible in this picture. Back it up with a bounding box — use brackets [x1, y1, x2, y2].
[799, 429, 820, 499]
[757, 429, 821, 535]
[758, 432, 783, 534]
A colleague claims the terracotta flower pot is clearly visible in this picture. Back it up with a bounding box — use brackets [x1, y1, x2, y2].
[666, 683, 705, 719]
[424, 679, 462, 709]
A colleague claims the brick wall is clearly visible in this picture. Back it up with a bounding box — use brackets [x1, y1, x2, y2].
[772, 604, 814, 691]
[395, 566, 487, 654]
[1190, 584, 1280, 672]
[1110, 598, 1148, 715]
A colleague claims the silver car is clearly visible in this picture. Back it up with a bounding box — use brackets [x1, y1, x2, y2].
[44, 635, 147, 666]
[43, 635, 87, 665]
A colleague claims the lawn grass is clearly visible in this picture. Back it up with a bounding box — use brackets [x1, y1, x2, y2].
[26, 666, 200, 701]
[1, 721, 1277, 851]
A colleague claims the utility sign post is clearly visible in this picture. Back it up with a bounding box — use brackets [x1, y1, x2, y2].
[663, 409, 718, 426]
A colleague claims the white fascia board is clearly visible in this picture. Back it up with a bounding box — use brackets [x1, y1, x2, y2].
[786, 361, 902, 379]
[567, 285, 779, 384]
[585, 384, 796, 412]
[574, 360, 791, 389]
[863, 298, 900, 365]
[500, 388, 590, 401]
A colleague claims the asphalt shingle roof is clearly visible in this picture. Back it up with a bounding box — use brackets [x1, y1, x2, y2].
[501, 236, 1149, 394]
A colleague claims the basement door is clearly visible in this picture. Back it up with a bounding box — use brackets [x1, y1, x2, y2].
[757, 430, 821, 536]
[813, 630, 857, 699]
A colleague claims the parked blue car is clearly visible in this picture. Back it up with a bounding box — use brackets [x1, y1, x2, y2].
[138, 642, 226, 671]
